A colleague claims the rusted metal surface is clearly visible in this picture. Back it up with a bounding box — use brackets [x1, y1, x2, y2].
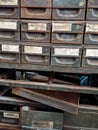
[21, 0, 52, 19]
[52, 21, 84, 44]
[0, 0, 19, 18]
[0, 19, 20, 41]
[12, 87, 79, 114]
[64, 105, 98, 130]
[53, 0, 86, 20]
[21, 43, 50, 65]
[51, 45, 82, 67]
[21, 20, 51, 42]
[0, 42, 20, 63]
[82, 45, 98, 67]
[21, 108, 63, 130]
[87, 0, 98, 20]
[0, 124, 20, 130]
[84, 22, 98, 44]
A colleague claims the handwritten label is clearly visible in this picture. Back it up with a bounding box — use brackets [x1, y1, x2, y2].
[28, 23, 47, 31]
[52, 22, 72, 32]
[2, 45, 19, 52]
[86, 49, 98, 57]
[54, 48, 79, 56]
[4, 112, 19, 119]
[86, 23, 98, 32]
[24, 46, 42, 54]
[0, 0, 18, 5]
[0, 21, 17, 29]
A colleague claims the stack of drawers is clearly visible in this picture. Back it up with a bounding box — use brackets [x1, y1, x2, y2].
[0, 0, 98, 68]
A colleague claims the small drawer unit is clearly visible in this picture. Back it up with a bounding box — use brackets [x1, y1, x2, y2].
[21, 20, 51, 43]
[84, 22, 98, 44]
[87, 0, 98, 20]
[0, 42, 20, 63]
[52, 21, 84, 44]
[51, 45, 82, 67]
[82, 45, 98, 67]
[53, 0, 86, 20]
[21, 107, 63, 130]
[0, 19, 20, 41]
[21, 0, 52, 19]
[0, 0, 19, 19]
[21, 43, 50, 65]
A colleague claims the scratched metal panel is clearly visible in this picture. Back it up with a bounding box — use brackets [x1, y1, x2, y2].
[21, 8, 51, 19]
[51, 45, 81, 67]
[53, 8, 85, 20]
[21, 0, 52, 8]
[82, 45, 98, 67]
[21, 44, 50, 65]
[0, 42, 20, 63]
[21, 109, 63, 130]
[84, 22, 98, 44]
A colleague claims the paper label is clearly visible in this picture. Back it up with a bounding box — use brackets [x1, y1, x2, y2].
[54, 48, 79, 56]
[28, 23, 47, 31]
[0, 21, 17, 29]
[4, 112, 19, 119]
[32, 121, 53, 129]
[86, 23, 98, 32]
[2, 45, 19, 52]
[0, 0, 18, 5]
[86, 49, 98, 57]
[52, 22, 72, 32]
[24, 46, 42, 54]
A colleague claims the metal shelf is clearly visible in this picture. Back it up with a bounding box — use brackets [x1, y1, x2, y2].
[0, 62, 98, 74]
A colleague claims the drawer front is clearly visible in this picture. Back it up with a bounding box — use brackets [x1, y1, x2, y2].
[21, 109, 63, 130]
[21, 21, 51, 42]
[21, 0, 52, 8]
[0, 7, 19, 19]
[0, 43, 20, 63]
[84, 22, 98, 44]
[82, 47, 98, 67]
[21, 45, 50, 65]
[52, 33, 83, 44]
[0, 110, 19, 125]
[87, 9, 98, 20]
[51, 46, 81, 67]
[53, 8, 85, 20]
[21, 8, 51, 19]
[53, 0, 85, 8]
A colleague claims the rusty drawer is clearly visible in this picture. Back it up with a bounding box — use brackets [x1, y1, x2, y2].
[51, 45, 81, 67]
[21, 107, 63, 130]
[84, 22, 98, 44]
[0, 42, 20, 63]
[0, 110, 19, 125]
[53, 0, 86, 20]
[87, 0, 98, 20]
[52, 21, 84, 44]
[82, 46, 98, 67]
[21, 20, 51, 43]
[0, 19, 20, 41]
[21, 0, 52, 19]
[0, 0, 19, 18]
[53, 0, 86, 8]
[21, 44, 50, 65]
